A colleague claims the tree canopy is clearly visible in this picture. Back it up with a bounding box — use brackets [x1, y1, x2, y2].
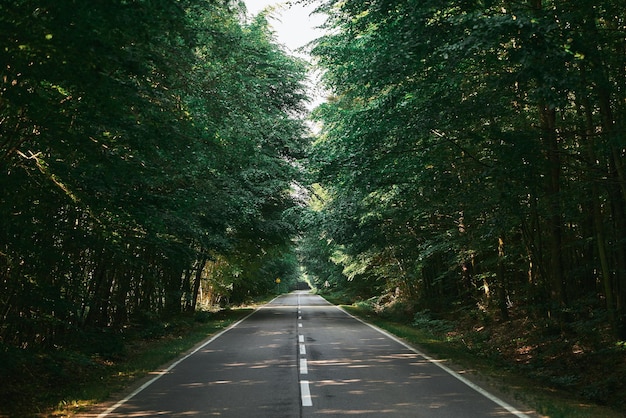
[299, 2, 626, 406]
[3, 0, 626, 411]
[1, 0, 309, 348]
[302, 0, 626, 338]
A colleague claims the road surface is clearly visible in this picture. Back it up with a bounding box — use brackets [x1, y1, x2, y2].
[94, 292, 535, 417]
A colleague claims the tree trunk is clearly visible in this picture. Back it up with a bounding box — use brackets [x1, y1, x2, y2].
[597, 85, 626, 337]
[540, 105, 567, 308]
[163, 264, 185, 318]
[580, 98, 616, 327]
[111, 269, 131, 328]
[84, 252, 113, 327]
[496, 237, 510, 321]
[180, 267, 194, 312]
[190, 256, 208, 312]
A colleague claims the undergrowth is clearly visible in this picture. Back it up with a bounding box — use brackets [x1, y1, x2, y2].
[331, 292, 626, 418]
[0, 308, 252, 417]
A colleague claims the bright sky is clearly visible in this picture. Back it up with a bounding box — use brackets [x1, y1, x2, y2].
[243, 1, 327, 109]
[243, 1, 326, 57]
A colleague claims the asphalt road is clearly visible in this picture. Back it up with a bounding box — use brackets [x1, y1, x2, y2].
[95, 292, 535, 417]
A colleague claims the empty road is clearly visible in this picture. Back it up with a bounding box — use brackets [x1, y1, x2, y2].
[95, 292, 535, 417]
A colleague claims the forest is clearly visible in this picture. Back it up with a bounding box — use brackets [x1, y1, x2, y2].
[1, 0, 626, 414]
[1, 0, 308, 361]
[301, 0, 626, 410]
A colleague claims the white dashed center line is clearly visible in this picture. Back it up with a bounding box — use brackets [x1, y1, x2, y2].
[300, 380, 313, 406]
[297, 295, 312, 407]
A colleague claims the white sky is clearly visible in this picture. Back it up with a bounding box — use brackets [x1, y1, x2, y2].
[243, 0, 327, 110]
[243, 1, 326, 57]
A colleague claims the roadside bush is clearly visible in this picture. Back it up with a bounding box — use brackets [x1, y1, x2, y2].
[412, 310, 456, 335]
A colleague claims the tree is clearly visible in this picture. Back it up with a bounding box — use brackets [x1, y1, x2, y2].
[0, 0, 309, 348]
[305, 0, 626, 336]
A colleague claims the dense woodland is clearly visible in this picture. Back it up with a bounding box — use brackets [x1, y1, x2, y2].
[1, 0, 308, 351]
[303, 0, 626, 334]
[2, 0, 626, 413]
[300, 0, 626, 407]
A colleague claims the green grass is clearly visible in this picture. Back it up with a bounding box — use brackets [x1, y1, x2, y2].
[339, 303, 624, 418]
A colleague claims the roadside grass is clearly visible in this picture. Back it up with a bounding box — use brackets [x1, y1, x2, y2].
[338, 302, 624, 418]
[0, 308, 253, 417]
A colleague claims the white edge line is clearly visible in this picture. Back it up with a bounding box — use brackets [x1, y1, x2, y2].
[97, 309, 258, 417]
[336, 306, 531, 418]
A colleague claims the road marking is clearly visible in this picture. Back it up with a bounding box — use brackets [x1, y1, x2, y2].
[297, 296, 311, 405]
[300, 380, 313, 406]
[300, 358, 308, 374]
[96, 310, 256, 417]
[337, 306, 532, 418]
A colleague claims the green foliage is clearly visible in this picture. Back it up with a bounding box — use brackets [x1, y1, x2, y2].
[341, 302, 626, 418]
[305, 0, 626, 332]
[1, 0, 309, 353]
[302, 0, 626, 410]
[0, 308, 251, 416]
[412, 310, 456, 336]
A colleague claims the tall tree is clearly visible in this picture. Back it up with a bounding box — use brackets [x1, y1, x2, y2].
[305, 0, 626, 336]
[1, 0, 309, 348]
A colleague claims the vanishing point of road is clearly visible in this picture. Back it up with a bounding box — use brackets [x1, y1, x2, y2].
[88, 291, 536, 417]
